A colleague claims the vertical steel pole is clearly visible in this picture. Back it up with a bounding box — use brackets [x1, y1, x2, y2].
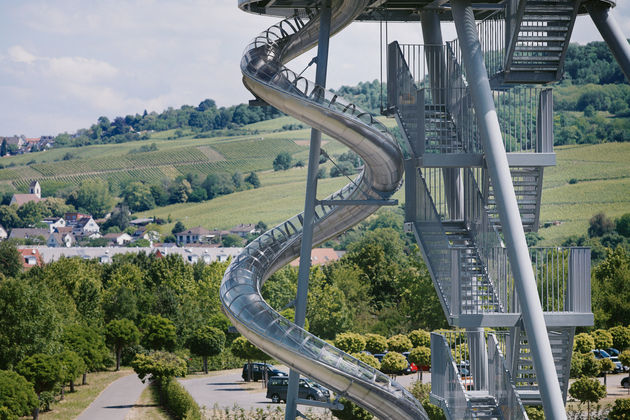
[284, 3, 331, 419]
[421, 11, 464, 220]
[450, 1, 567, 418]
[586, 1, 630, 83]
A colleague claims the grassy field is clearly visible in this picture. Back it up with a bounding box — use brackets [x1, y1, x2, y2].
[538, 142, 630, 245]
[140, 141, 628, 246]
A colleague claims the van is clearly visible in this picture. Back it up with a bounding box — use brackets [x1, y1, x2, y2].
[266, 376, 329, 403]
[242, 363, 287, 382]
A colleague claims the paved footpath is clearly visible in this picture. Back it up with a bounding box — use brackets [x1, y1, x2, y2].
[76, 373, 147, 420]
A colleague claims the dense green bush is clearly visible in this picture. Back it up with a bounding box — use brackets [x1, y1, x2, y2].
[609, 326, 630, 350]
[408, 330, 430, 348]
[159, 378, 201, 420]
[0, 370, 38, 419]
[591, 329, 613, 349]
[350, 352, 381, 370]
[380, 352, 407, 375]
[334, 333, 366, 354]
[608, 398, 630, 420]
[574, 333, 595, 353]
[364, 334, 387, 354]
[331, 398, 373, 420]
[387, 334, 412, 353]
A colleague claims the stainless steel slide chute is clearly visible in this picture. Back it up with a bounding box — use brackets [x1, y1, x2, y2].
[220, 0, 428, 418]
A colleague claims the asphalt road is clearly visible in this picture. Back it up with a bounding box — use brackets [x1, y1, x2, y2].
[76, 373, 147, 420]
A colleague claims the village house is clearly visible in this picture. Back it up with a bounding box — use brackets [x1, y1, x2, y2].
[18, 248, 43, 269]
[103, 232, 133, 246]
[0, 225, 7, 240]
[64, 212, 91, 225]
[42, 217, 66, 233]
[176, 226, 213, 245]
[72, 216, 100, 237]
[230, 223, 258, 238]
[10, 181, 42, 206]
[47, 232, 75, 248]
[9, 228, 49, 243]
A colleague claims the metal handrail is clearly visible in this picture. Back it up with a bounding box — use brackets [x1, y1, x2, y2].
[487, 334, 528, 419]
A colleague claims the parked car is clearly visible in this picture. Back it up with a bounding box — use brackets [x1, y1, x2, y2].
[622, 377, 630, 388]
[242, 363, 287, 382]
[592, 349, 624, 373]
[401, 352, 419, 374]
[266, 376, 328, 403]
[605, 348, 620, 357]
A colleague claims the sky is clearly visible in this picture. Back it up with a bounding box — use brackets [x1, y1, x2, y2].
[1, 0, 629, 137]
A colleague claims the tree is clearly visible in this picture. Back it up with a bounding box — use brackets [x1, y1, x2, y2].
[408, 346, 431, 381]
[202, 173, 235, 199]
[272, 152, 292, 171]
[245, 172, 261, 188]
[574, 333, 595, 353]
[380, 352, 407, 377]
[387, 334, 412, 353]
[168, 179, 192, 203]
[187, 326, 225, 374]
[0, 139, 7, 157]
[330, 161, 354, 177]
[334, 333, 366, 354]
[0, 205, 20, 229]
[122, 182, 155, 212]
[0, 240, 22, 278]
[62, 324, 109, 385]
[307, 281, 351, 339]
[364, 334, 387, 355]
[141, 315, 177, 351]
[617, 213, 630, 238]
[105, 319, 140, 371]
[0, 278, 63, 370]
[331, 398, 374, 420]
[68, 179, 113, 218]
[0, 370, 38, 419]
[408, 330, 431, 348]
[16, 353, 63, 419]
[569, 376, 606, 418]
[350, 352, 380, 370]
[592, 246, 630, 328]
[591, 329, 613, 349]
[172, 221, 186, 235]
[588, 212, 615, 238]
[571, 352, 601, 378]
[221, 234, 243, 247]
[608, 398, 630, 419]
[131, 351, 187, 385]
[609, 326, 630, 351]
[58, 350, 86, 395]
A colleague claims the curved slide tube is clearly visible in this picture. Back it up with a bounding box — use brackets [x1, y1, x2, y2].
[220, 1, 428, 418]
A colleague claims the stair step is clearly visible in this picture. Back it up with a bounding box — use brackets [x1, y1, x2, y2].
[522, 14, 572, 21]
[512, 55, 561, 62]
[516, 35, 567, 42]
[509, 66, 559, 72]
[520, 25, 569, 32]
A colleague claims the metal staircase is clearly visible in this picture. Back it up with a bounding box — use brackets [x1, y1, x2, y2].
[387, 3, 593, 419]
[485, 167, 544, 232]
[503, 0, 580, 83]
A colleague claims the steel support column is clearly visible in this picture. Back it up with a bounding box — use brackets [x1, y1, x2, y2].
[586, 1, 630, 83]
[284, 3, 332, 419]
[450, 1, 566, 418]
[421, 10, 464, 220]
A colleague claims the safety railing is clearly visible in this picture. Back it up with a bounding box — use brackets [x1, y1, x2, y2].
[388, 42, 553, 156]
[447, 9, 506, 80]
[405, 164, 453, 318]
[430, 332, 474, 419]
[463, 167, 510, 314]
[487, 334, 528, 420]
[527, 247, 591, 313]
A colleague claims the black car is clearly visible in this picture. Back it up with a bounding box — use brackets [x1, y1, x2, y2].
[622, 376, 630, 389]
[266, 376, 329, 403]
[242, 363, 287, 382]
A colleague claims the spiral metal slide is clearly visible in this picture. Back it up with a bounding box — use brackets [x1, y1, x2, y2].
[219, 1, 428, 418]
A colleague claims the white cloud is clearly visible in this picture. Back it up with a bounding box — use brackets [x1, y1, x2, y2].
[48, 56, 118, 83]
[7, 45, 37, 63]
